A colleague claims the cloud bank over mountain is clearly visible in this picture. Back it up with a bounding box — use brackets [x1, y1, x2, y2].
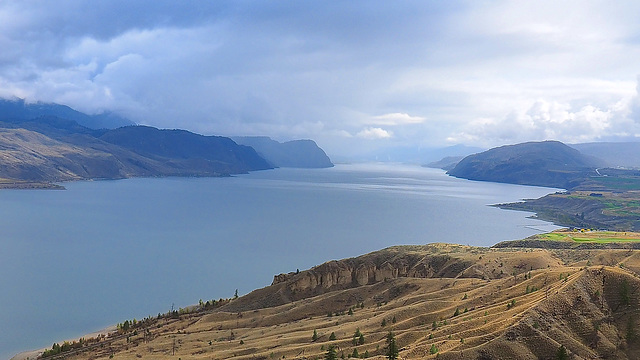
[1, 1, 640, 156]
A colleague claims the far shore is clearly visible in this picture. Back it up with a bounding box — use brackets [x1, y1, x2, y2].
[0, 181, 64, 190]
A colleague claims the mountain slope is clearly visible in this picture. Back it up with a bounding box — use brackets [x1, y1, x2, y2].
[448, 140, 604, 189]
[233, 136, 333, 168]
[0, 128, 124, 182]
[30, 238, 640, 360]
[0, 118, 274, 184]
[100, 126, 272, 174]
[0, 126, 259, 183]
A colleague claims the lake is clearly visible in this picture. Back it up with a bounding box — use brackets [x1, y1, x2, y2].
[1, 163, 560, 359]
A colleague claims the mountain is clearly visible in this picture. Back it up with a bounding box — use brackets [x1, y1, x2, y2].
[232, 136, 333, 168]
[0, 98, 134, 129]
[571, 142, 640, 169]
[0, 123, 273, 185]
[23, 232, 640, 360]
[448, 140, 605, 189]
[0, 105, 276, 185]
[100, 126, 272, 174]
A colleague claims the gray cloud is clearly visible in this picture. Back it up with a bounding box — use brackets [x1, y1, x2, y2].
[1, 1, 640, 156]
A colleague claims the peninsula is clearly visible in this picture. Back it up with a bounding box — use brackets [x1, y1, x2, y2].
[21, 230, 640, 360]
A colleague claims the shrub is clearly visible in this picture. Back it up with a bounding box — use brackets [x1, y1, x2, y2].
[556, 345, 568, 360]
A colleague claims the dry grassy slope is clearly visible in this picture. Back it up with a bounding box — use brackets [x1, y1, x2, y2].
[54, 245, 640, 360]
[0, 127, 239, 184]
[0, 128, 137, 182]
[0, 125, 273, 185]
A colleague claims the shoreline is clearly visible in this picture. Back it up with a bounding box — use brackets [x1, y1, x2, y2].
[0, 181, 65, 190]
[10, 325, 117, 360]
[2, 166, 565, 359]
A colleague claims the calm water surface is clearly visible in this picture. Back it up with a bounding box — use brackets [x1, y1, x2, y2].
[1, 164, 560, 359]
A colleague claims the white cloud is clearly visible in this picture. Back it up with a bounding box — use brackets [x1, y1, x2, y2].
[369, 112, 425, 126]
[447, 90, 640, 147]
[356, 127, 392, 139]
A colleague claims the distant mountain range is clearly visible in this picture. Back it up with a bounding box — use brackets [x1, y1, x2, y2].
[0, 99, 334, 187]
[233, 136, 333, 168]
[0, 120, 273, 185]
[447, 140, 605, 189]
[570, 142, 640, 169]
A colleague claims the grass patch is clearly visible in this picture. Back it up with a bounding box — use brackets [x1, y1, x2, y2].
[537, 230, 640, 243]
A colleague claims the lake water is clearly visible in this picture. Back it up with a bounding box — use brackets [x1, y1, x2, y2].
[0, 163, 560, 359]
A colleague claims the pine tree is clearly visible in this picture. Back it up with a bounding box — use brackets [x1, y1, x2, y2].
[386, 338, 399, 360]
[312, 329, 318, 342]
[324, 344, 338, 360]
[329, 332, 337, 341]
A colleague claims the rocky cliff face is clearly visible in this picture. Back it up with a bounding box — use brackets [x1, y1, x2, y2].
[271, 253, 458, 290]
[223, 244, 563, 312]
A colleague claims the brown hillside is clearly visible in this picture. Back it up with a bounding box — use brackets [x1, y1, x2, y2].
[32, 244, 640, 360]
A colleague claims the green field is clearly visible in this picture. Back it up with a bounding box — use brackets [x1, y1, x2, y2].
[591, 176, 640, 191]
[538, 230, 640, 243]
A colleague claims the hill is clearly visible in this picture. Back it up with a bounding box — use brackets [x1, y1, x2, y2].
[0, 124, 272, 185]
[99, 126, 273, 174]
[23, 233, 640, 360]
[0, 117, 274, 186]
[448, 140, 604, 189]
[233, 136, 333, 168]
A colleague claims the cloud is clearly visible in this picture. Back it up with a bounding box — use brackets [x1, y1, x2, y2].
[447, 89, 640, 146]
[1, 1, 640, 156]
[369, 113, 425, 126]
[356, 127, 392, 139]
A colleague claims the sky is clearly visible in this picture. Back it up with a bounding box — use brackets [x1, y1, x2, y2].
[1, 0, 640, 157]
